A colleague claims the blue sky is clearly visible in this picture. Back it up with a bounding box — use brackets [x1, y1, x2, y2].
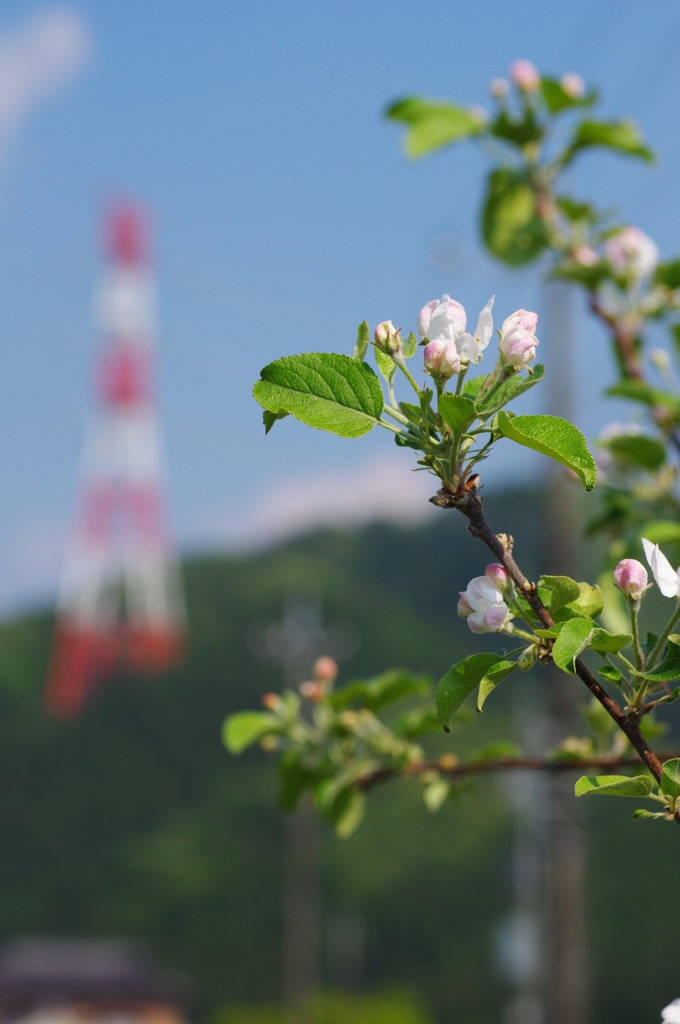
[1, 0, 680, 610]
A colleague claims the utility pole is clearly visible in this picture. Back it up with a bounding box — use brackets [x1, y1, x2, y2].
[247, 596, 360, 1024]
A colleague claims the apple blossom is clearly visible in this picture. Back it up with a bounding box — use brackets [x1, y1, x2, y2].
[489, 77, 509, 99]
[499, 308, 539, 368]
[573, 245, 598, 266]
[374, 320, 402, 355]
[417, 295, 466, 342]
[642, 538, 680, 598]
[662, 1000, 680, 1024]
[560, 72, 585, 99]
[423, 338, 460, 380]
[458, 575, 510, 634]
[605, 227, 659, 280]
[509, 59, 540, 92]
[613, 559, 648, 602]
[314, 655, 338, 681]
[299, 680, 324, 702]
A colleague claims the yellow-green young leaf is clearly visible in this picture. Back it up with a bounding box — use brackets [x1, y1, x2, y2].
[374, 345, 397, 386]
[436, 653, 505, 728]
[438, 394, 476, 439]
[637, 521, 680, 546]
[335, 789, 366, 838]
[402, 331, 417, 359]
[330, 670, 431, 712]
[632, 809, 666, 820]
[315, 760, 381, 813]
[385, 96, 486, 158]
[223, 711, 279, 754]
[254, 353, 384, 438]
[540, 77, 596, 114]
[567, 119, 654, 163]
[567, 582, 605, 619]
[423, 779, 450, 812]
[497, 411, 597, 490]
[660, 758, 680, 801]
[481, 168, 549, 266]
[538, 575, 581, 612]
[354, 321, 370, 361]
[477, 661, 517, 711]
[552, 618, 632, 674]
[575, 774, 654, 798]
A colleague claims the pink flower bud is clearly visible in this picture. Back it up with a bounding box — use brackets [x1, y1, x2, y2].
[374, 320, 402, 355]
[560, 72, 585, 99]
[613, 559, 648, 601]
[573, 245, 598, 267]
[509, 59, 540, 92]
[605, 227, 658, 280]
[314, 655, 338, 681]
[500, 327, 537, 367]
[417, 294, 466, 342]
[501, 308, 538, 336]
[489, 77, 509, 99]
[423, 338, 460, 380]
[300, 680, 324, 702]
[262, 692, 282, 711]
[485, 563, 510, 590]
[459, 575, 510, 634]
[457, 592, 473, 618]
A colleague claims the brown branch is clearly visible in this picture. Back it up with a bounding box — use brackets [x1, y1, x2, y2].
[431, 489, 670, 791]
[589, 295, 643, 380]
[359, 752, 680, 791]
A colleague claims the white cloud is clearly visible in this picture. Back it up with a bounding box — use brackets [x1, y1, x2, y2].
[210, 455, 442, 551]
[0, 7, 91, 155]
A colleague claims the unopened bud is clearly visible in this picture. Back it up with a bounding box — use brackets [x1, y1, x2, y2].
[261, 692, 283, 712]
[613, 558, 648, 602]
[374, 320, 402, 355]
[560, 72, 585, 99]
[518, 646, 538, 672]
[314, 655, 338, 681]
[438, 753, 458, 770]
[485, 563, 510, 590]
[509, 59, 540, 92]
[299, 680, 324, 702]
[489, 77, 509, 99]
[573, 245, 598, 267]
[423, 338, 460, 380]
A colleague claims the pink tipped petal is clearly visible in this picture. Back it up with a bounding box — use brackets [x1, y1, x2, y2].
[417, 299, 438, 339]
[467, 612, 486, 634]
[427, 294, 466, 343]
[613, 558, 648, 600]
[466, 575, 504, 608]
[482, 605, 509, 631]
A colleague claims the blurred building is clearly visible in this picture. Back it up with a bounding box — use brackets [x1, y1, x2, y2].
[0, 939, 192, 1024]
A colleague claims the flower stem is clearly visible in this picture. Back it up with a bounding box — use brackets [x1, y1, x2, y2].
[630, 602, 643, 671]
[455, 367, 468, 396]
[647, 598, 680, 668]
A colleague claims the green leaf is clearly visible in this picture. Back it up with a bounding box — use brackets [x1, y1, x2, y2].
[462, 374, 488, 400]
[654, 259, 680, 291]
[316, 759, 381, 813]
[468, 741, 523, 762]
[552, 618, 632, 674]
[438, 394, 477, 441]
[402, 331, 417, 359]
[638, 521, 680, 546]
[475, 365, 544, 416]
[606, 379, 680, 413]
[567, 119, 654, 163]
[263, 409, 289, 434]
[575, 774, 654, 798]
[223, 711, 279, 754]
[661, 758, 680, 802]
[477, 661, 517, 711]
[330, 669, 430, 712]
[598, 665, 623, 684]
[354, 321, 370, 361]
[497, 411, 597, 490]
[538, 575, 581, 612]
[395, 706, 442, 738]
[633, 809, 666, 820]
[540, 77, 595, 114]
[385, 96, 486, 158]
[568, 582, 605, 619]
[335, 789, 366, 838]
[254, 352, 384, 438]
[481, 169, 549, 266]
[374, 345, 397, 385]
[436, 654, 505, 729]
[605, 433, 666, 470]
[637, 635, 680, 683]
[490, 109, 541, 147]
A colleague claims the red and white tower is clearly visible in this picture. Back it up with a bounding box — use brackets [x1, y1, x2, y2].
[44, 203, 186, 717]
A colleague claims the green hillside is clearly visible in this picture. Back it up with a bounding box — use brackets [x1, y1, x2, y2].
[0, 494, 677, 1024]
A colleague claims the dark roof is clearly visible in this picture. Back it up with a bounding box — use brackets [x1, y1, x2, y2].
[0, 940, 194, 1015]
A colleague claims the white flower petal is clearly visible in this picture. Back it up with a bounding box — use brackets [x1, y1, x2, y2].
[466, 576, 503, 609]
[473, 296, 494, 350]
[642, 537, 680, 597]
[455, 332, 480, 364]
